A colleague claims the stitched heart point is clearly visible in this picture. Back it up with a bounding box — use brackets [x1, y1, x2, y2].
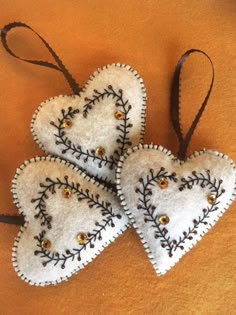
[12, 156, 128, 286]
[31, 64, 146, 183]
[116, 144, 236, 275]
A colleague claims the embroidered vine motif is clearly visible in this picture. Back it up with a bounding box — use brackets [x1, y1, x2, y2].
[32, 176, 121, 268]
[135, 168, 225, 257]
[50, 86, 133, 169]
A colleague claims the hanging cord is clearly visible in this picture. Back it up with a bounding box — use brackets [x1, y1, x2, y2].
[0, 214, 25, 226]
[170, 49, 214, 161]
[0, 22, 81, 95]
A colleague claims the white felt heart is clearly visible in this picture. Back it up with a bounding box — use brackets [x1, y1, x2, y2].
[31, 64, 146, 183]
[11, 156, 128, 286]
[116, 144, 236, 275]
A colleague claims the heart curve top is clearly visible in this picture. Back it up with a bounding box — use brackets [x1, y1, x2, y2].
[11, 156, 128, 286]
[116, 144, 236, 275]
[31, 64, 146, 183]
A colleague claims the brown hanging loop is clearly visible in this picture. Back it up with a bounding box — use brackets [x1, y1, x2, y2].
[170, 49, 214, 160]
[0, 214, 25, 226]
[0, 22, 81, 95]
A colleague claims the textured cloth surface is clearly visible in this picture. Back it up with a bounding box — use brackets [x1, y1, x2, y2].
[11, 157, 128, 285]
[0, 1, 236, 314]
[32, 64, 146, 182]
[117, 144, 236, 275]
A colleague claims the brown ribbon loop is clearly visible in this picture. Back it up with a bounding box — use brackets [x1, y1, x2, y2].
[170, 49, 214, 160]
[0, 215, 25, 226]
[0, 22, 81, 95]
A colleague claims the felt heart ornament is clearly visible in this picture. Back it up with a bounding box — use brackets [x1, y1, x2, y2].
[116, 144, 236, 275]
[116, 50, 236, 275]
[31, 63, 146, 183]
[11, 156, 128, 286]
[1, 23, 146, 184]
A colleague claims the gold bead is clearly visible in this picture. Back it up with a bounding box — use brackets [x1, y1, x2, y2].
[41, 239, 51, 250]
[63, 187, 72, 199]
[95, 147, 106, 158]
[114, 111, 125, 120]
[207, 194, 216, 204]
[157, 178, 169, 189]
[158, 215, 170, 225]
[76, 232, 88, 245]
[63, 119, 73, 129]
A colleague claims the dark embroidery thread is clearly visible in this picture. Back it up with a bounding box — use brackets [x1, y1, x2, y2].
[135, 169, 225, 257]
[50, 86, 133, 169]
[32, 175, 121, 268]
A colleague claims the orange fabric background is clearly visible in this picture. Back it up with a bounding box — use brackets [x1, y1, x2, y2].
[0, 1, 236, 314]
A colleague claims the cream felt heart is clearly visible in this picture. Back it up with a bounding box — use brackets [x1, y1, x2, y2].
[11, 156, 128, 286]
[116, 144, 236, 275]
[31, 64, 146, 183]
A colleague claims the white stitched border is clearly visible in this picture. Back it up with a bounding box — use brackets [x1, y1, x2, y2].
[11, 155, 129, 286]
[116, 144, 236, 275]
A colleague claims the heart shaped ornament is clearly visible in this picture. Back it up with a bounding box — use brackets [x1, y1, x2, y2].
[11, 156, 128, 286]
[31, 64, 146, 183]
[116, 144, 236, 275]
